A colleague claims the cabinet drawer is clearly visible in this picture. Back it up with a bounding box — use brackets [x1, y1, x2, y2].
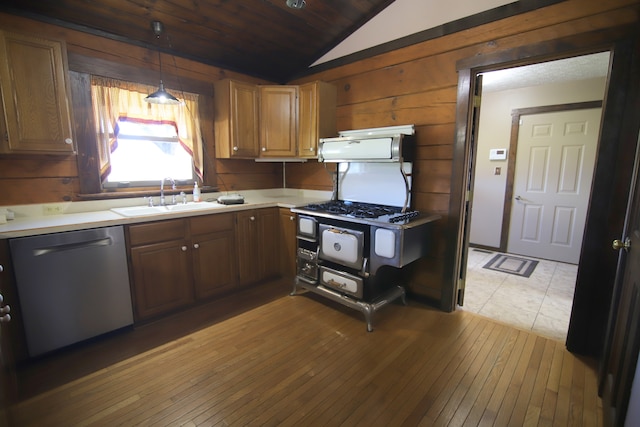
[190, 213, 234, 235]
[128, 219, 186, 246]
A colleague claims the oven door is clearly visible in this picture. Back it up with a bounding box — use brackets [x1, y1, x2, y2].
[297, 215, 317, 241]
[319, 266, 363, 299]
[319, 224, 364, 270]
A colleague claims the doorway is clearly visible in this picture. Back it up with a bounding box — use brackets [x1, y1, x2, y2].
[460, 52, 610, 342]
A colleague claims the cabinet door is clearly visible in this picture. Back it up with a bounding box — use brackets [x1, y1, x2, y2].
[236, 208, 280, 286]
[298, 81, 337, 159]
[130, 240, 194, 320]
[259, 85, 297, 157]
[279, 208, 297, 277]
[0, 31, 74, 154]
[214, 79, 259, 158]
[258, 207, 280, 279]
[192, 230, 237, 299]
[236, 210, 259, 286]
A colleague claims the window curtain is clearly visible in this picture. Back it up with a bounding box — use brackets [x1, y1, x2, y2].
[90, 76, 204, 182]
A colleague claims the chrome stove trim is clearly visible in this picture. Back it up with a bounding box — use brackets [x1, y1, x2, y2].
[290, 206, 441, 230]
[291, 279, 406, 332]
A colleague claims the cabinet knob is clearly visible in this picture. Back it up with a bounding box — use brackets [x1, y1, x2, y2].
[0, 264, 3, 272]
[64, 138, 73, 145]
[289, 216, 295, 221]
[250, 216, 256, 221]
[261, 147, 266, 152]
[0, 304, 9, 315]
[233, 146, 239, 151]
[181, 246, 188, 251]
[193, 243, 200, 249]
[309, 147, 314, 151]
[0, 314, 10, 323]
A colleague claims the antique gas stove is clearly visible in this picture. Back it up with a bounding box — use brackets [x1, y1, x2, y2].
[290, 125, 440, 331]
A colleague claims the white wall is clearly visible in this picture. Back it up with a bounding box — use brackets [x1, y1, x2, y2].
[469, 77, 607, 248]
[312, 0, 516, 65]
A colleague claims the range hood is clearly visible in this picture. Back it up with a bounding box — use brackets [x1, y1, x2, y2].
[318, 125, 414, 163]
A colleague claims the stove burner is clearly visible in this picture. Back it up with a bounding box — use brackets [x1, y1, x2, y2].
[303, 200, 402, 219]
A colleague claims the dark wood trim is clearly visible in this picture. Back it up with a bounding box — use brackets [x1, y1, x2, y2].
[443, 68, 474, 313]
[455, 26, 635, 73]
[499, 100, 604, 252]
[67, 52, 214, 98]
[297, 0, 565, 81]
[510, 101, 604, 117]
[69, 71, 102, 195]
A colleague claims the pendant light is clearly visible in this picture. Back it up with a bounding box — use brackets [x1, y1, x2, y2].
[286, 0, 306, 9]
[145, 21, 180, 105]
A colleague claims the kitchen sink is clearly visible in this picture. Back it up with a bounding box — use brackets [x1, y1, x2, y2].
[165, 202, 226, 212]
[111, 202, 226, 217]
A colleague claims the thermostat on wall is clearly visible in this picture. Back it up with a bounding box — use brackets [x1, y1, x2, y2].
[489, 148, 508, 160]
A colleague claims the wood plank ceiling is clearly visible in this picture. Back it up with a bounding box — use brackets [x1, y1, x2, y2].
[0, 0, 394, 83]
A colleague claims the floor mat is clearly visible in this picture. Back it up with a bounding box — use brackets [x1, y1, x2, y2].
[483, 254, 539, 278]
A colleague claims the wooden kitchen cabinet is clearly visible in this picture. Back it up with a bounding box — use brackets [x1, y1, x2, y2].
[259, 85, 297, 158]
[298, 81, 337, 158]
[127, 213, 239, 320]
[236, 208, 280, 286]
[190, 213, 237, 299]
[213, 79, 259, 158]
[0, 30, 75, 154]
[279, 208, 297, 277]
[128, 219, 195, 321]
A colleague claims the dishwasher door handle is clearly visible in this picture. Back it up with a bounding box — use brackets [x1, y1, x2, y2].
[32, 237, 113, 256]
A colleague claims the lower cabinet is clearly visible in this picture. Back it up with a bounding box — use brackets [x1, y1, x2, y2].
[128, 219, 194, 321]
[236, 208, 280, 286]
[127, 209, 285, 321]
[279, 208, 297, 277]
[190, 213, 237, 299]
[127, 213, 236, 321]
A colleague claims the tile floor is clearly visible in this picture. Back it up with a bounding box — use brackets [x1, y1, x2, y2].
[460, 248, 578, 342]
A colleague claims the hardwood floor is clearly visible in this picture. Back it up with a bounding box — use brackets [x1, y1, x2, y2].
[8, 278, 602, 426]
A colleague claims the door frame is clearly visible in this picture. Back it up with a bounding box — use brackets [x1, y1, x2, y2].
[499, 101, 603, 253]
[445, 26, 640, 357]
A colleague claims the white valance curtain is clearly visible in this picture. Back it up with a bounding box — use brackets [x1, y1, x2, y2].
[90, 76, 203, 182]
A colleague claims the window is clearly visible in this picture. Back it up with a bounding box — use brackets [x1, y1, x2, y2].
[106, 120, 194, 187]
[91, 77, 203, 188]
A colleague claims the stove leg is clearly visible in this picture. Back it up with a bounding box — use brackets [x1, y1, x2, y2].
[361, 305, 374, 332]
[290, 278, 299, 296]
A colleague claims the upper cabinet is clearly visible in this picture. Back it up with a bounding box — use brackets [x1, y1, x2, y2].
[0, 30, 75, 154]
[259, 85, 297, 157]
[298, 81, 337, 159]
[214, 79, 336, 160]
[214, 79, 260, 159]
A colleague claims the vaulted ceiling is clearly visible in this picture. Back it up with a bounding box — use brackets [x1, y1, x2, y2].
[0, 0, 395, 83]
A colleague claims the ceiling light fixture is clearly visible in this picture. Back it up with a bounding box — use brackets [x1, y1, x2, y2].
[286, 0, 306, 9]
[145, 21, 180, 105]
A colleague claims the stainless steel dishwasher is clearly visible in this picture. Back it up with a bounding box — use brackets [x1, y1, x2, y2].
[9, 225, 133, 357]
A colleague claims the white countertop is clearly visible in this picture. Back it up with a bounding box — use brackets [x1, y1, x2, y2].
[0, 189, 331, 239]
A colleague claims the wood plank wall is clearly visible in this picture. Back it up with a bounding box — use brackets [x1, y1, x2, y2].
[287, 0, 640, 306]
[0, 12, 280, 206]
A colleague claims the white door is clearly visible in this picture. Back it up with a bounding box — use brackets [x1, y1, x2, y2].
[508, 108, 601, 264]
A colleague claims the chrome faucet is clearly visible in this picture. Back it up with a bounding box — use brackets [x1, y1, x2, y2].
[160, 177, 176, 206]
